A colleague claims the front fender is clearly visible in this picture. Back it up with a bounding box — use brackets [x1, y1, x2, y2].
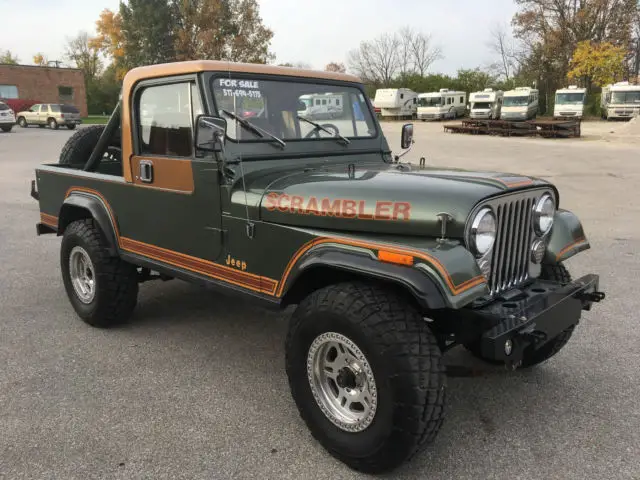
[544, 209, 590, 264]
[280, 237, 488, 310]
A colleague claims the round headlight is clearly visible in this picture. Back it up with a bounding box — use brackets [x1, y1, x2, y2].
[534, 194, 555, 235]
[470, 207, 496, 257]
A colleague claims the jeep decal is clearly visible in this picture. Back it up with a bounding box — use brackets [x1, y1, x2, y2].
[264, 193, 411, 220]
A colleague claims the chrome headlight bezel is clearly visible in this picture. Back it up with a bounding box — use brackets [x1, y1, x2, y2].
[469, 207, 497, 257]
[533, 194, 555, 236]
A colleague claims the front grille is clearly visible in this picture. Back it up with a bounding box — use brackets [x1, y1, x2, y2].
[484, 192, 544, 295]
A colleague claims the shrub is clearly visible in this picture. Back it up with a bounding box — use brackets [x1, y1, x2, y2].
[0, 98, 42, 113]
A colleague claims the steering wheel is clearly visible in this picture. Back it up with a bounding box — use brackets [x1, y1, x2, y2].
[304, 123, 340, 139]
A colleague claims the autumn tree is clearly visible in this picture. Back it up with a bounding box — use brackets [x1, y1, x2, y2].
[90, 9, 126, 79]
[568, 40, 626, 87]
[33, 53, 48, 66]
[170, 0, 273, 63]
[325, 62, 346, 73]
[65, 32, 103, 80]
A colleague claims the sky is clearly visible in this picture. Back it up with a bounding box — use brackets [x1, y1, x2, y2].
[2, 0, 518, 75]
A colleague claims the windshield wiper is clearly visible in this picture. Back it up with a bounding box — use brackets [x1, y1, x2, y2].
[221, 109, 286, 148]
[297, 116, 350, 145]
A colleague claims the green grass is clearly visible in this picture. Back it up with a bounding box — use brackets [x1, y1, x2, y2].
[82, 115, 109, 125]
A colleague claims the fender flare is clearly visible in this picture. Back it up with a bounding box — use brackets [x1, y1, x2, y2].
[280, 246, 447, 310]
[58, 193, 119, 256]
[544, 209, 590, 264]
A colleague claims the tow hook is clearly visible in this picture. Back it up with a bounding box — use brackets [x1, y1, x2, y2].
[576, 291, 606, 303]
[30, 180, 39, 200]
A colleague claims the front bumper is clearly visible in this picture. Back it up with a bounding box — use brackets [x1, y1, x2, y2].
[471, 274, 604, 366]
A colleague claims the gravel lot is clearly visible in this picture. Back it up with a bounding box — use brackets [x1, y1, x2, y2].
[1, 122, 638, 480]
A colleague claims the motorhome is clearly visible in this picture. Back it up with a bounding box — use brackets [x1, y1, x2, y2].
[417, 89, 467, 120]
[298, 93, 344, 120]
[554, 86, 587, 118]
[501, 87, 539, 121]
[469, 88, 503, 119]
[601, 82, 640, 120]
[373, 88, 417, 119]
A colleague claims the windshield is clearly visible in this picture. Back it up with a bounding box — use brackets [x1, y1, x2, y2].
[419, 97, 442, 107]
[472, 102, 492, 109]
[555, 92, 585, 105]
[611, 91, 640, 105]
[212, 77, 376, 142]
[503, 96, 529, 107]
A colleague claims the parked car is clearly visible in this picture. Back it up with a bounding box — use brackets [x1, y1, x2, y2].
[0, 101, 16, 132]
[16, 103, 82, 130]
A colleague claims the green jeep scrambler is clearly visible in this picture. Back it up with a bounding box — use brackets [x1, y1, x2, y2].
[31, 61, 605, 473]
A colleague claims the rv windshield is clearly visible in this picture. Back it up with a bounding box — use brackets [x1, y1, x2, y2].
[611, 91, 640, 105]
[419, 97, 442, 107]
[503, 96, 529, 107]
[555, 92, 585, 105]
[212, 77, 376, 142]
[472, 102, 492, 109]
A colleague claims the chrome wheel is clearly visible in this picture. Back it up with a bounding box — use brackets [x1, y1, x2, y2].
[307, 332, 377, 432]
[69, 246, 96, 304]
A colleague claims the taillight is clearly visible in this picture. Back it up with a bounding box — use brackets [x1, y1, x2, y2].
[60, 114, 65, 118]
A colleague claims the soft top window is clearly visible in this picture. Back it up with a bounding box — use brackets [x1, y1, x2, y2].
[212, 77, 377, 142]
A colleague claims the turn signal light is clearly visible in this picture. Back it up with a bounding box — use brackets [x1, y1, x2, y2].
[377, 250, 414, 266]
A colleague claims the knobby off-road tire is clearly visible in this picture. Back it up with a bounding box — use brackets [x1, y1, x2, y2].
[465, 263, 575, 368]
[286, 282, 446, 473]
[61, 219, 138, 328]
[59, 125, 105, 167]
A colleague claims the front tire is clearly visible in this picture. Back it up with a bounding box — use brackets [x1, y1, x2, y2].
[61, 219, 138, 328]
[18, 117, 27, 128]
[465, 263, 575, 368]
[286, 282, 446, 473]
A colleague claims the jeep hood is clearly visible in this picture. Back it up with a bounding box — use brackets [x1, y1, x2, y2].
[244, 163, 549, 238]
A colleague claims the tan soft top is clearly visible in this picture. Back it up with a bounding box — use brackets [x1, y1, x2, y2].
[123, 60, 361, 86]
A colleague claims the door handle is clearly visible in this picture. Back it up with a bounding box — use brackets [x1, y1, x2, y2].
[139, 160, 154, 183]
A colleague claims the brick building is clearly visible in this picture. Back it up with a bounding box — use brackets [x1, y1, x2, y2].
[0, 64, 88, 117]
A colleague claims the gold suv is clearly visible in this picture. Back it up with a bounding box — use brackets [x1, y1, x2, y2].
[16, 103, 82, 130]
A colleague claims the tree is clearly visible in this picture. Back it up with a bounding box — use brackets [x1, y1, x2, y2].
[278, 62, 312, 69]
[454, 68, 497, 93]
[0, 50, 20, 64]
[66, 32, 103, 80]
[325, 62, 346, 73]
[410, 31, 442, 77]
[347, 33, 401, 86]
[568, 40, 626, 87]
[170, 0, 274, 63]
[488, 24, 521, 81]
[33, 53, 48, 66]
[120, 0, 175, 68]
[90, 8, 126, 78]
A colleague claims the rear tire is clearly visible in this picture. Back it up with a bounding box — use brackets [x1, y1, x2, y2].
[464, 263, 575, 368]
[67, 124, 77, 130]
[48, 118, 59, 130]
[61, 219, 138, 328]
[286, 282, 446, 473]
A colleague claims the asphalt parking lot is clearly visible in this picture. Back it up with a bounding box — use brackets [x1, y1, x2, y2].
[1, 123, 639, 480]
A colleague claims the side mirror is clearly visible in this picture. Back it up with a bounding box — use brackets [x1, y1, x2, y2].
[401, 123, 414, 149]
[195, 115, 227, 152]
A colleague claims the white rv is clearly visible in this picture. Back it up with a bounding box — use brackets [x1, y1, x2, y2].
[601, 82, 640, 120]
[417, 89, 467, 120]
[501, 87, 539, 121]
[298, 93, 344, 120]
[469, 88, 503, 119]
[373, 88, 417, 119]
[554, 86, 587, 118]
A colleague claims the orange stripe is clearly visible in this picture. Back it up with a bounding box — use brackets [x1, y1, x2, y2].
[502, 179, 534, 188]
[40, 213, 58, 228]
[556, 237, 587, 261]
[64, 187, 278, 296]
[275, 237, 485, 297]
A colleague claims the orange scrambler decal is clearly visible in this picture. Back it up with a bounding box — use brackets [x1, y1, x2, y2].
[40, 213, 59, 228]
[265, 193, 412, 221]
[556, 236, 587, 261]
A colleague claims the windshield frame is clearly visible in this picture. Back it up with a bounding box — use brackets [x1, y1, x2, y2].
[555, 92, 585, 105]
[611, 90, 640, 105]
[209, 73, 379, 145]
[503, 95, 530, 107]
